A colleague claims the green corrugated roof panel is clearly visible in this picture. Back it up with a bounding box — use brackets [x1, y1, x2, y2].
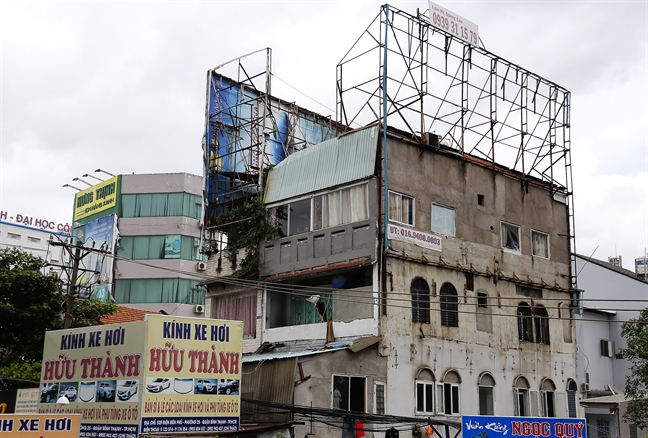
[264, 125, 379, 204]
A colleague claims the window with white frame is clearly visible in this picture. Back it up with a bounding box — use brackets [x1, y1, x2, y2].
[532, 230, 550, 258]
[540, 379, 556, 417]
[332, 375, 366, 412]
[437, 371, 460, 415]
[478, 373, 495, 415]
[374, 382, 385, 415]
[389, 191, 414, 225]
[513, 376, 531, 416]
[501, 222, 521, 252]
[431, 203, 455, 236]
[268, 182, 369, 238]
[415, 369, 435, 414]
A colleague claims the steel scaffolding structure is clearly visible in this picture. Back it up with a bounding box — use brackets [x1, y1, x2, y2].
[336, 5, 576, 288]
[202, 48, 344, 249]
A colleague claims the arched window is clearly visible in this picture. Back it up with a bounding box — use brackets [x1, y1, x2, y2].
[437, 370, 461, 415]
[566, 380, 578, 418]
[540, 378, 556, 417]
[440, 283, 458, 327]
[415, 368, 435, 414]
[478, 373, 495, 415]
[534, 305, 550, 345]
[517, 302, 533, 342]
[411, 278, 430, 324]
[513, 376, 531, 416]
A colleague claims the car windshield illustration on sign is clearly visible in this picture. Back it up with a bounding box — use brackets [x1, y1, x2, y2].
[117, 380, 138, 401]
[146, 378, 170, 393]
[78, 381, 96, 403]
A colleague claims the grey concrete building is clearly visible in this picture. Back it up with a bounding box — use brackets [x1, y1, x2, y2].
[113, 172, 207, 317]
[204, 125, 579, 437]
[575, 254, 648, 438]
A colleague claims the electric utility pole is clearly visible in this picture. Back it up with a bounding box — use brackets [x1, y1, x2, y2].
[49, 239, 112, 328]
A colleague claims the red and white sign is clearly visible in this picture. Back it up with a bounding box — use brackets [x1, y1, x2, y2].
[429, 2, 479, 46]
[388, 223, 442, 252]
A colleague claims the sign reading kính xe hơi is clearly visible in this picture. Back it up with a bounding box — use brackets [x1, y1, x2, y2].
[462, 416, 586, 438]
[38, 315, 243, 438]
[0, 414, 81, 438]
[73, 176, 119, 222]
[428, 2, 479, 46]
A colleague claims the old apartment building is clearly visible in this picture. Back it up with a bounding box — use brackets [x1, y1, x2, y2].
[201, 5, 577, 437]
[203, 125, 578, 434]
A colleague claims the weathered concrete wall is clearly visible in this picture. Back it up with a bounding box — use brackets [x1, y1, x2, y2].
[292, 347, 387, 438]
[385, 136, 571, 274]
[379, 135, 576, 417]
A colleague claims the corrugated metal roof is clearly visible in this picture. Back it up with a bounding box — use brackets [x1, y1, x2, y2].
[242, 344, 350, 363]
[264, 126, 379, 204]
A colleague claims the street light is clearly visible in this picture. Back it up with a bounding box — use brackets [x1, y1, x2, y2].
[62, 184, 82, 191]
[82, 173, 104, 182]
[95, 168, 115, 177]
[72, 177, 93, 187]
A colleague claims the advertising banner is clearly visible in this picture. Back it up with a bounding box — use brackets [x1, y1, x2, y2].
[0, 414, 81, 438]
[38, 316, 243, 437]
[73, 176, 119, 223]
[39, 322, 147, 438]
[72, 214, 118, 301]
[140, 315, 243, 434]
[462, 415, 586, 438]
[15, 389, 40, 414]
[429, 2, 479, 46]
[388, 222, 442, 252]
[204, 73, 344, 223]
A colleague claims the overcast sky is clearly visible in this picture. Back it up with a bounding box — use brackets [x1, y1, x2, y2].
[1, 1, 646, 272]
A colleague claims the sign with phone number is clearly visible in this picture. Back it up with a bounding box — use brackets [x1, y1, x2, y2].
[429, 2, 479, 46]
[388, 223, 442, 252]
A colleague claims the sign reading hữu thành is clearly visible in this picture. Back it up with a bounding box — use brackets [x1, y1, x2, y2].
[140, 315, 242, 434]
[38, 315, 243, 438]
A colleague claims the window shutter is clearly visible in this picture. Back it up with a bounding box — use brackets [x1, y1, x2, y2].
[555, 392, 567, 418]
[529, 390, 539, 416]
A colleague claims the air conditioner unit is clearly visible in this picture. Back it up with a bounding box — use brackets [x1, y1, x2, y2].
[196, 261, 207, 272]
[194, 304, 205, 314]
[581, 383, 590, 392]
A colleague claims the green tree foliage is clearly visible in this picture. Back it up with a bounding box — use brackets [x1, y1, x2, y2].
[0, 247, 117, 389]
[621, 307, 648, 429]
[216, 197, 278, 278]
